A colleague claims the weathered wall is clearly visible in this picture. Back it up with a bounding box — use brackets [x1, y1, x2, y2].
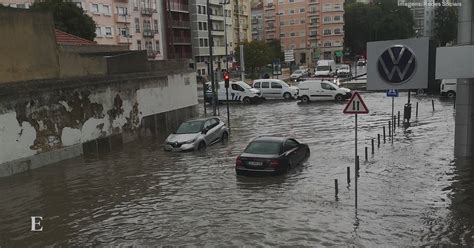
[0, 70, 198, 177]
[0, 8, 59, 84]
[58, 51, 108, 78]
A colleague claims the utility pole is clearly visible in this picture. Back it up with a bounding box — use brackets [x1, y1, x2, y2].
[207, 0, 217, 116]
[221, 0, 229, 71]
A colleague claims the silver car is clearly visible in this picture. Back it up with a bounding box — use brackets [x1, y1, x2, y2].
[164, 117, 229, 151]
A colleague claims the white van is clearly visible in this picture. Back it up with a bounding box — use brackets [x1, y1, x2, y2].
[252, 79, 299, 100]
[315, 60, 336, 77]
[297, 80, 352, 103]
[206, 81, 263, 104]
[440, 79, 456, 98]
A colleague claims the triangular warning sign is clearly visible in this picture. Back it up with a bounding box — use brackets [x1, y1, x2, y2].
[343, 91, 369, 114]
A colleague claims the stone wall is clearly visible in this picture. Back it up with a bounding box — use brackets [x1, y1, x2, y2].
[0, 70, 198, 177]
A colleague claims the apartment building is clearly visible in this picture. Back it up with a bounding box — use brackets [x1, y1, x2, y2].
[233, 0, 251, 45]
[162, 0, 192, 59]
[411, 4, 436, 38]
[251, 3, 264, 41]
[190, 0, 234, 76]
[318, 0, 344, 61]
[1, 0, 164, 60]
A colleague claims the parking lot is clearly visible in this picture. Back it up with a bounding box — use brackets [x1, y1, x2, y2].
[1, 92, 468, 246]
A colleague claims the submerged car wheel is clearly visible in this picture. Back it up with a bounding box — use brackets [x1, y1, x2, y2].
[301, 95, 310, 103]
[283, 92, 292, 100]
[335, 94, 344, 102]
[197, 141, 207, 151]
[447, 91, 456, 99]
[243, 97, 251, 104]
[221, 132, 229, 143]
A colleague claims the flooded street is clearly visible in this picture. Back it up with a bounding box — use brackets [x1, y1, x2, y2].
[1, 92, 472, 246]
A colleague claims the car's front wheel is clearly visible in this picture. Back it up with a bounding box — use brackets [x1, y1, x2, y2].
[243, 97, 251, 104]
[447, 91, 456, 99]
[335, 94, 344, 102]
[283, 92, 292, 100]
[300, 95, 310, 103]
[197, 141, 207, 151]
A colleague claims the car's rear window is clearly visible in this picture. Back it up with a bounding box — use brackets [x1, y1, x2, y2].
[176, 121, 204, 134]
[244, 141, 281, 155]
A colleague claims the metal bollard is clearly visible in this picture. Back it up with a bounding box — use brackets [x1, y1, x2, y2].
[365, 147, 368, 161]
[398, 111, 400, 127]
[432, 99, 435, 111]
[383, 126, 386, 143]
[371, 138, 374, 154]
[347, 166, 350, 184]
[389, 121, 392, 138]
[335, 179, 338, 198]
[356, 155, 360, 176]
[416, 102, 419, 118]
[393, 116, 396, 131]
[377, 134, 380, 148]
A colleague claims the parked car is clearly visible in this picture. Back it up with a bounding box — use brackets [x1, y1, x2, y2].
[297, 80, 352, 103]
[252, 79, 299, 100]
[357, 59, 366, 66]
[290, 69, 308, 80]
[235, 136, 310, 176]
[164, 117, 229, 151]
[440, 79, 457, 98]
[336, 64, 351, 78]
[205, 81, 263, 104]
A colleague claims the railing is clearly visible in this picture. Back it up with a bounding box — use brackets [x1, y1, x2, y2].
[115, 14, 131, 23]
[143, 29, 155, 37]
[169, 2, 188, 12]
[141, 8, 154, 16]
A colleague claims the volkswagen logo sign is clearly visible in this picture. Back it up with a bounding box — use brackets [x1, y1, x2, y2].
[377, 45, 417, 84]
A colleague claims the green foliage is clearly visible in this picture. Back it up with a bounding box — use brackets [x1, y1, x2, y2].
[266, 39, 284, 61]
[235, 40, 274, 77]
[344, 0, 415, 56]
[31, 0, 96, 41]
[433, 5, 457, 46]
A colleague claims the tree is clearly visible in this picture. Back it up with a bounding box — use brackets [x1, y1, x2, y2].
[31, 0, 96, 41]
[434, 5, 458, 46]
[234, 41, 273, 78]
[344, 0, 414, 57]
[266, 39, 284, 61]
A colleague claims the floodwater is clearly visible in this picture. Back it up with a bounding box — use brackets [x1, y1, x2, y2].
[1, 92, 472, 247]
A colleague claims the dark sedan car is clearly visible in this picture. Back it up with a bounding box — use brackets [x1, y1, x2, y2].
[235, 136, 310, 176]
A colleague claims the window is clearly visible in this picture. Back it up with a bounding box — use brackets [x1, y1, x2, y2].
[333, 4, 342, 11]
[271, 82, 282, 89]
[300, 31, 305, 36]
[290, 32, 295, 37]
[261, 82, 269, 88]
[231, 83, 244, 91]
[135, 18, 140, 32]
[155, 41, 160, 53]
[154, 19, 159, 33]
[300, 20, 305, 24]
[284, 139, 299, 151]
[91, 3, 99, 13]
[95, 27, 102, 36]
[334, 28, 341, 35]
[300, 8, 305, 13]
[280, 33, 285, 37]
[133, 0, 138, 10]
[105, 27, 112, 36]
[321, 83, 336, 90]
[324, 41, 331, 47]
[289, 19, 295, 25]
[117, 6, 127, 15]
[137, 40, 142, 50]
[280, 21, 285, 26]
[311, 17, 317, 25]
[102, 5, 110, 15]
[254, 82, 261, 88]
[118, 28, 129, 37]
[289, 9, 294, 14]
[323, 16, 331, 23]
[333, 16, 341, 22]
[324, 29, 332, 35]
[322, 3, 331, 12]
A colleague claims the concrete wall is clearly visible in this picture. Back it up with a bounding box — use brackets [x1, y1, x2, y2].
[0, 70, 198, 177]
[0, 8, 59, 84]
[58, 51, 108, 78]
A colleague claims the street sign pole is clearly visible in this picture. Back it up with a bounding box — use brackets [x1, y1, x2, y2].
[391, 96, 394, 144]
[355, 113, 358, 209]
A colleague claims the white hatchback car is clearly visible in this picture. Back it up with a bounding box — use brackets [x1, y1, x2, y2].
[252, 79, 299, 100]
[297, 80, 352, 103]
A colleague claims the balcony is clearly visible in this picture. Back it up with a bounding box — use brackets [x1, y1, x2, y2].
[265, 15, 275, 20]
[115, 14, 131, 23]
[115, 0, 128, 3]
[210, 14, 224, 21]
[173, 36, 191, 44]
[141, 8, 153, 16]
[309, 22, 318, 27]
[143, 29, 155, 37]
[169, 2, 189, 13]
[308, 10, 318, 16]
[171, 20, 190, 29]
[265, 3, 274, 9]
[211, 28, 225, 36]
[117, 35, 132, 44]
[309, 0, 318, 4]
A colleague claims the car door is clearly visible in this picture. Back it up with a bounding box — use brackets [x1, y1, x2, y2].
[319, 82, 337, 100]
[230, 83, 244, 101]
[202, 120, 214, 144]
[270, 82, 283, 98]
[283, 139, 301, 167]
[260, 81, 270, 98]
[206, 118, 220, 143]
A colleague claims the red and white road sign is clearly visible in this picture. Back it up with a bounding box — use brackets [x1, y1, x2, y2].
[343, 91, 369, 114]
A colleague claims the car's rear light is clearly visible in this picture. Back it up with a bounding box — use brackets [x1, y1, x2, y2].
[236, 156, 243, 167]
[270, 159, 280, 168]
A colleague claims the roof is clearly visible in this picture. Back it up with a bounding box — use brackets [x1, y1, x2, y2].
[252, 136, 288, 143]
[54, 29, 96, 46]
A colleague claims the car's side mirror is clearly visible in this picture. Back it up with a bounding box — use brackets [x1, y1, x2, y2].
[202, 129, 208, 134]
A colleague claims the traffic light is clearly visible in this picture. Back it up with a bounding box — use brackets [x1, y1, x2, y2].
[224, 72, 230, 88]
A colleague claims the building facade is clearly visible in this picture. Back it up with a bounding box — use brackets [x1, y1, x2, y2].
[318, 0, 344, 61]
[233, 0, 251, 45]
[411, 4, 436, 38]
[190, 0, 233, 76]
[251, 3, 264, 41]
[162, 0, 192, 59]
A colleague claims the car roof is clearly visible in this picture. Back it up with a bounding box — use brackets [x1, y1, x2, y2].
[251, 136, 289, 143]
[185, 117, 220, 122]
